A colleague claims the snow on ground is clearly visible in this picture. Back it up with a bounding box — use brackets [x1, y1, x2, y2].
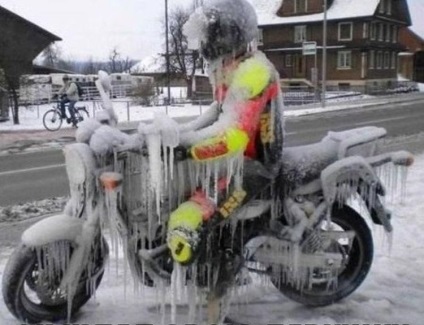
[0, 95, 404, 133]
[0, 153, 423, 325]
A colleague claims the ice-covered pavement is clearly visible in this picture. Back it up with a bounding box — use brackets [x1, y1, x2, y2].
[1, 153, 423, 325]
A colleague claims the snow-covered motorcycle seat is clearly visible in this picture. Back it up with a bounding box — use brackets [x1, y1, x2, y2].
[282, 140, 339, 185]
[282, 126, 387, 186]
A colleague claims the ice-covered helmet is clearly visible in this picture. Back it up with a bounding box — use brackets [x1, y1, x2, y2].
[184, 0, 258, 61]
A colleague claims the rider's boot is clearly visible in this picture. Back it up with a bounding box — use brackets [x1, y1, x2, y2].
[167, 191, 215, 264]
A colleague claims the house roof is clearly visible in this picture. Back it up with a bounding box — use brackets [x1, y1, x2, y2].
[130, 54, 166, 74]
[250, 0, 382, 26]
[0, 5, 61, 41]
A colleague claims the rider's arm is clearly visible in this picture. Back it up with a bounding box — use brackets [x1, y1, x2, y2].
[57, 85, 66, 96]
[182, 56, 272, 161]
[66, 82, 78, 97]
[178, 101, 220, 133]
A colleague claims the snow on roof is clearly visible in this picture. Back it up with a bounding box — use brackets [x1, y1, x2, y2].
[408, 0, 424, 39]
[249, 0, 380, 26]
[130, 54, 165, 74]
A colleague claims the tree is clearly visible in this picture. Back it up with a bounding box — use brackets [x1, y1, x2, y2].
[40, 43, 62, 68]
[82, 57, 107, 75]
[165, 6, 202, 99]
[108, 47, 137, 73]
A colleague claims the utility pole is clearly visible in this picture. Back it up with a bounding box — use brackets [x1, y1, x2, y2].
[165, 0, 171, 106]
[322, 0, 328, 108]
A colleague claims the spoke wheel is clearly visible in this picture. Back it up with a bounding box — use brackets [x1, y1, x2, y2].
[76, 108, 89, 123]
[42, 109, 63, 131]
[2, 240, 108, 323]
[271, 205, 374, 307]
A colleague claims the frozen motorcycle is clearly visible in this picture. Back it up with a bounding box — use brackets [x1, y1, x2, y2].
[1, 123, 414, 324]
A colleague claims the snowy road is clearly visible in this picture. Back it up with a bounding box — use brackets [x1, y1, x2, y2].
[1, 152, 423, 325]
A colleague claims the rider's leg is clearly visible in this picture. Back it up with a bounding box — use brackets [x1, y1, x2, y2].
[60, 98, 70, 118]
[68, 101, 77, 124]
[167, 159, 273, 265]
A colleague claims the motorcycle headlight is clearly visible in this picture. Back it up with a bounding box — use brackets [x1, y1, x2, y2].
[64, 143, 96, 185]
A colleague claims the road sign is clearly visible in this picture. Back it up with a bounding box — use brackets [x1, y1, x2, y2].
[303, 41, 317, 56]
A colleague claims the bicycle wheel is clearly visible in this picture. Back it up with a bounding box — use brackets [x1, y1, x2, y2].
[76, 108, 89, 123]
[43, 109, 63, 131]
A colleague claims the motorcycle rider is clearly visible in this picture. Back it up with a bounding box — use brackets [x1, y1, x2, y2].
[166, 0, 285, 268]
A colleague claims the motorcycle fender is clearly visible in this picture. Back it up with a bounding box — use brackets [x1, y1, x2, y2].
[321, 156, 392, 232]
[22, 214, 84, 247]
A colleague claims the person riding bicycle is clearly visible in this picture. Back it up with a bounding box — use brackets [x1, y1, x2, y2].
[166, 0, 285, 271]
[57, 74, 79, 126]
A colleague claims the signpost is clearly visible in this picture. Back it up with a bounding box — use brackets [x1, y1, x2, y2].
[303, 42, 319, 99]
[302, 41, 317, 56]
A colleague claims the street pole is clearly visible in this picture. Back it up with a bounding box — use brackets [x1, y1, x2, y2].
[165, 0, 171, 106]
[322, 0, 328, 108]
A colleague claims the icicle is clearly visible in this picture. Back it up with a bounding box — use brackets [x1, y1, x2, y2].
[170, 265, 177, 325]
[187, 264, 198, 323]
[146, 132, 162, 218]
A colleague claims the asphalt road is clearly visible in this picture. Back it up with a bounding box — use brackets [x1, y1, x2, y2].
[1, 98, 424, 206]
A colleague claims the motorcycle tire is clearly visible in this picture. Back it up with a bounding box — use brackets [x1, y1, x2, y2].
[2, 239, 108, 324]
[272, 205, 373, 307]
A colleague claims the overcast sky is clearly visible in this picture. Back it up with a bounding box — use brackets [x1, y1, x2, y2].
[0, 0, 422, 63]
[0, 0, 192, 61]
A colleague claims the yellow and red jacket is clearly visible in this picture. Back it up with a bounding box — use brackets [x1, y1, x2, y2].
[190, 52, 284, 173]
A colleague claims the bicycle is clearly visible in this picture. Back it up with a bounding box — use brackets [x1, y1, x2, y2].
[43, 101, 90, 131]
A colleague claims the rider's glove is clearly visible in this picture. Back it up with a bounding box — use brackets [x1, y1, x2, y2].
[173, 145, 191, 161]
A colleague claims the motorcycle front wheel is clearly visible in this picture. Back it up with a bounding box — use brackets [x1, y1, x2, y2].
[2, 239, 108, 324]
[272, 205, 373, 307]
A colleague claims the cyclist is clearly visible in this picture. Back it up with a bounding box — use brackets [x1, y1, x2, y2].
[57, 74, 79, 126]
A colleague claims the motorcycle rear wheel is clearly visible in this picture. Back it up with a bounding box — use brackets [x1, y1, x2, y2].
[2, 240, 108, 324]
[272, 205, 373, 307]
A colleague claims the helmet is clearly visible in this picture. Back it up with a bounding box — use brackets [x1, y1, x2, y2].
[184, 0, 258, 61]
[62, 74, 70, 81]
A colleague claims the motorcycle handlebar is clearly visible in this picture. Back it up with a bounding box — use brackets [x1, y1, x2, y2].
[115, 145, 190, 162]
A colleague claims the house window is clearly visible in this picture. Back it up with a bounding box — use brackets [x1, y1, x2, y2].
[285, 54, 293, 67]
[386, 24, 391, 42]
[379, 0, 385, 13]
[294, 25, 307, 43]
[384, 52, 390, 69]
[363, 22, 369, 39]
[376, 51, 383, 69]
[386, 0, 392, 15]
[338, 22, 353, 41]
[337, 51, 352, 69]
[391, 52, 396, 69]
[370, 22, 377, 40]
[295, 0, 307, 14]
[369, 50, 375, 69]
[257, 28, 263, 46]
[392, 25, 398, 43]
[378, 23, 384, 41]
[379, 0, 392, 15]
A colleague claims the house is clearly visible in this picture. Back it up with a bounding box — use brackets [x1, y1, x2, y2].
[251, 0, 412, 91]
[398, 28, 424, 82]
[397, 0, 424, 83]
[130, 55, 212, 101]
[0, 5, 61, 84]
[0, 4, 61, 121]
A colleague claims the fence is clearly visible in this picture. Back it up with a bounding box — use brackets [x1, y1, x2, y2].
[281, 80, 419, 106]
[6, 80, 421, 118]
